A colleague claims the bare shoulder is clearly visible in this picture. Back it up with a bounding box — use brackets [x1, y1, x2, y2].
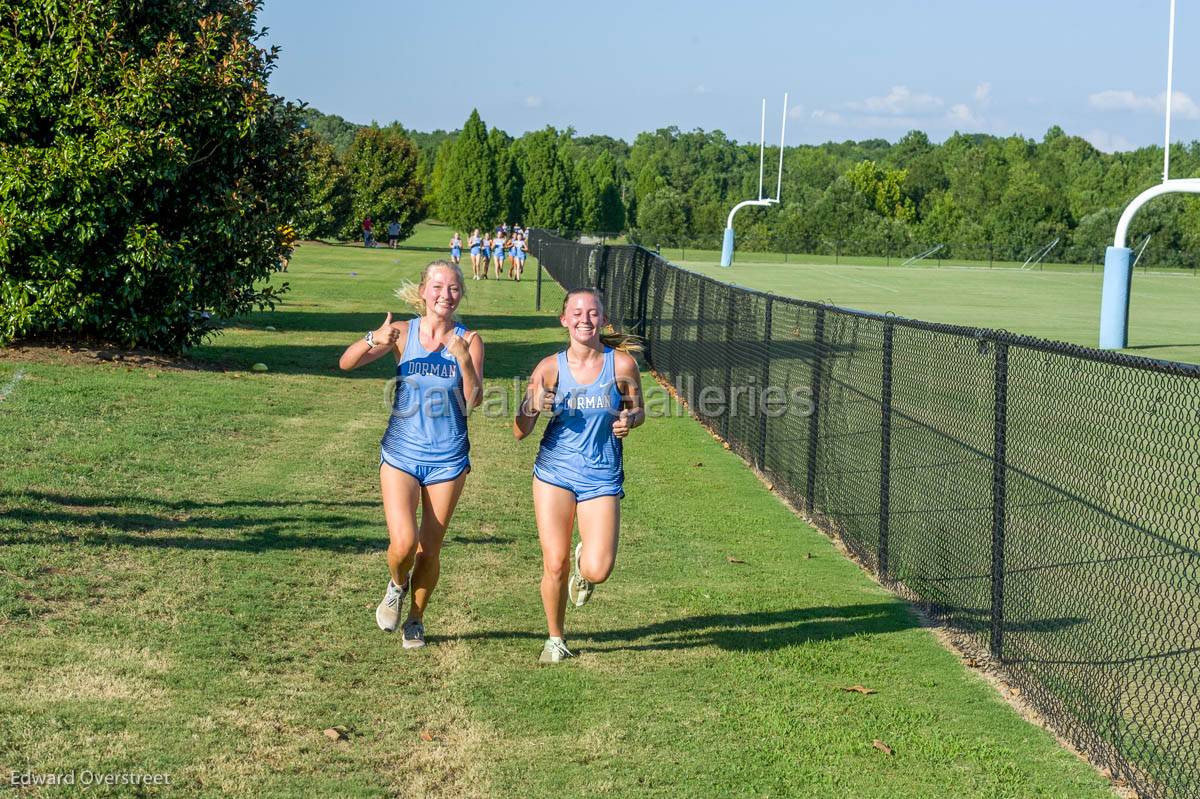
[535, 353, 560, 383]
[613, 350, 640, 377]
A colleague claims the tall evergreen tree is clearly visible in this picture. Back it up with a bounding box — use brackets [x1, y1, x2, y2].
[428, 139, 454, 219]
[519, 128, 579, 230]
[438, 110, 498, 231]
[489, 128, 523, 224]
[577, 150, 626, 233]
[591, 151, 626, 232]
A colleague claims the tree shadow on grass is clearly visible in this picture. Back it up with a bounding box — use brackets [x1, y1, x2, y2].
[187, 341, 564, 380]
[224, 311, 565, 335]
[0, 489, 385, 555]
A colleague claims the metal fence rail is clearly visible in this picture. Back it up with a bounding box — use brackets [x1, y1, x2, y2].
[529, 228, 1200, 799]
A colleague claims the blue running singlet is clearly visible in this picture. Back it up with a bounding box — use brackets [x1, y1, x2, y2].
[533, 347, 624, 501]
[381, 318, 470, 482]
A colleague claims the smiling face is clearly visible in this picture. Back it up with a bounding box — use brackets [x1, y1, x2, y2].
[560, 291, 606, 345]
[422, 265, 463, 318]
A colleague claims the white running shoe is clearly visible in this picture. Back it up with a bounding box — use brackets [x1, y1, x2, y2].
[539, 637, 575, 664]
[567, 541, 594, 608]
[402, 619, 426, 649]
[375, 578, 407, 632]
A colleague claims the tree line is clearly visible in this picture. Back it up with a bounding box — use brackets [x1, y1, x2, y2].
[303, 107, 1200, 266]
[9, 0, 1195, 361]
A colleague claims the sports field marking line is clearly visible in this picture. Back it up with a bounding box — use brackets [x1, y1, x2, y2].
[0, 370, 26, 402]
[830, 272, 900, 293]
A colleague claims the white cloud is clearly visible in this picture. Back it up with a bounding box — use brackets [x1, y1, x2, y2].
[946, 103, 982, 127]
[974, 82, 992, 106]
[1084, 129, 1134, 153]
[524, 95, 542, 108]
[859, 115, 920, 129]
[1088, 89, 1200, 119]
[811, 109, 845, 125]
[693, 84, 709, 95]
[788, 103, 806, 119]
[847, 85, 943, 115]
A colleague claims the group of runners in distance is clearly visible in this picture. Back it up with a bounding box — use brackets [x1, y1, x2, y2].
[338, 258, 644, 663]
[448, 223, 529, 281]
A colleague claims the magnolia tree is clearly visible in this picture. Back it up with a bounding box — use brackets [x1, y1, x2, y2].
[0, 0, 307, 352]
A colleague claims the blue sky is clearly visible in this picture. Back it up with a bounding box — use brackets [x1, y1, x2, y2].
[259, 1, 1200, 153]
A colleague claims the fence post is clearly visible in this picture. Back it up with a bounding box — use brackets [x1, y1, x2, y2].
[536, 260, 543, 311]
[722, 289, 736, 440]
[989, 242, 993, 269]
[636, 251, 652, 354]
[670, 267, 685, 382]
[594, 244, 609, 293]
[805, 306, 826, 506]
[990, 341, 1009, 660]
[757, 297, 773, 470]
[694, 279, 707, 421]
[650, 259, 667, 370]
[835, 241, 841, 265]
[878, 321, 894, 579]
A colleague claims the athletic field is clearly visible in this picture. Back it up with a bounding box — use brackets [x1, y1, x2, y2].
[0, 229, 1118, 797]
[671, 252, 1200, 366]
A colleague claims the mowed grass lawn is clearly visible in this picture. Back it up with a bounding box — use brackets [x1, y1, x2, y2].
[0, 229, 1117, 797]
[680, 254, 1200, 365]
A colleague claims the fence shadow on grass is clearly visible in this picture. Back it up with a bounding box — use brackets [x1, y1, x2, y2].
[446, 602, 1088, 658]
[447, 603, 919, 651]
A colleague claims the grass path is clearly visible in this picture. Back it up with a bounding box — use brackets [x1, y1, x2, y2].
[0, 233, 1117, 797]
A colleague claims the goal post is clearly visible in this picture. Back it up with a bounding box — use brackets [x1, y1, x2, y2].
[720, 94, 788, 267]
[1099, 0, 1198, 349]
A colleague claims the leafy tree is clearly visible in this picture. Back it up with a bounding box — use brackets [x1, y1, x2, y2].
[517, 128, 579, 229]
[0, 0, 307, 353]
[636, 187, 687, 244]
[437, 110, 498, 230]
[342, 128, 426, 240]
[300, 108, 361, 157]
[295, 132, 352, 239]
[844, 161, 916, 222]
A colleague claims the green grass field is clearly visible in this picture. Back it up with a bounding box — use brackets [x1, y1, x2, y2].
[676, 252, 1200, 365]
[0, 226, 1120, 797]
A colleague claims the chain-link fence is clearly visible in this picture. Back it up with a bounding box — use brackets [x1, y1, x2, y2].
[529, 228, 1200, 799]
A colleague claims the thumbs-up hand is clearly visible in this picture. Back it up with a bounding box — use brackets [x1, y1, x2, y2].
[373, 312, 399, 347]
[612, 408, 632, 438]
[443, 330, 470, 361]
[532, 373, 557, 414]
